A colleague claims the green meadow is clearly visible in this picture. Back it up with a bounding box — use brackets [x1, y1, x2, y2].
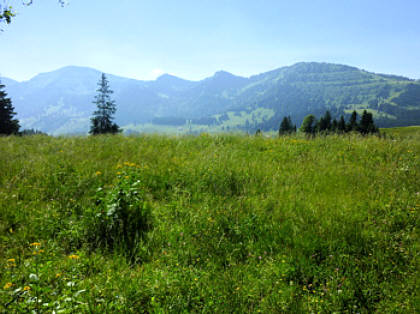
[0, 132, 419, 312]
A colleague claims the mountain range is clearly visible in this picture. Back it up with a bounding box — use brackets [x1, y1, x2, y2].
[1, 62, 420, 134]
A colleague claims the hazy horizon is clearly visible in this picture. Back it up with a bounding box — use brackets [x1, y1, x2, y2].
[1, 0, 419, 81]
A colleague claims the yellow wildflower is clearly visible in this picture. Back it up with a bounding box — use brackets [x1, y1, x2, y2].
[55, 273, 62, 278]
[38, 249, 45, 254]
[30, 242, 41, 247]
[95, 171, 102, 176]
[23, 286, 31, 291]
[7, 258, 15, 263]
[116, 171, 122, 175]
[68, 254, 80, 260]
[3, 282, 13, 290]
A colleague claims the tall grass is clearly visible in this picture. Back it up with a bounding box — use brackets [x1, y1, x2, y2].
[0, 133, 418, 312]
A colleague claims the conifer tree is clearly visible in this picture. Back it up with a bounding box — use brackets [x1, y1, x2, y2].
[279, 116, 295, 135]
[359, 110, 378, 135]
[347, 110, 358, 132]
[0, 81, 20, 135]
[89, 73, 120, 135]
[318, 110, 332, 132]
[337, 115, 346, 133]
[331, 118, 338, 132]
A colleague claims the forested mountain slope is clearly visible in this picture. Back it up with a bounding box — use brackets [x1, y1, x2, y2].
[2, 62, 419, 134]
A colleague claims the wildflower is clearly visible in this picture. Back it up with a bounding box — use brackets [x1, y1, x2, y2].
[3, 282, 13, 290]
[23, 286, 31, 291]
[55, 273, 62, 278]
[38, 249, 45, 254]
[30, 242, 41, 247]
[95, 171, 102, 176]
[125, 176, 129, 179]
[68, 254, 80, 260]
[116, 171, 122, 175]
[7, 258, 15, 263]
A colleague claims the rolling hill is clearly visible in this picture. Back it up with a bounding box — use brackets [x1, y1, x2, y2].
[1, 62, 420, 134]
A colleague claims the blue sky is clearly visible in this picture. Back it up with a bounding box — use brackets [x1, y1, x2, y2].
[1, 0, 420, 81]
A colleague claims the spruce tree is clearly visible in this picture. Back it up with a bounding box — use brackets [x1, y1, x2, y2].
[89, 73, 120, 135]
[279, 116, 295, 135]
[337, 115, 346, 133]
[347, 110, 358, 132]
[0, 81, 20, 135]
[331, 118, 338, 132]
[318, 110, 332, 132]
[359, 110, 378, 135]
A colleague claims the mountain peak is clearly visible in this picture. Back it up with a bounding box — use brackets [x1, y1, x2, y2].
[213, 70, 235, 78]
[156, 73, 182, 81]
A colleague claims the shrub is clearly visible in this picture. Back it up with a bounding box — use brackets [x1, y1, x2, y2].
[85, 163, 153, 259]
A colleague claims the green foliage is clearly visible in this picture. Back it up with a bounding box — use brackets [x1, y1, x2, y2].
[90, 74, 121, 135]
[347, 110, 359, 132]
[359, 110, 379, 135]
[85, 164, 153, 259]
[337, 115, 346, 132]
[0, 82, 20, 135]
[0, 6, 15, 24]
[279, 116, 296, 135]
[0, 134, 418, 312]
[1, 1, 66, 25]
[299, 114, 316, 135]
[317, 110, 332, 133]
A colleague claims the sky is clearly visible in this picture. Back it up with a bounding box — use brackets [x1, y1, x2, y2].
[1, 0, 420, 81]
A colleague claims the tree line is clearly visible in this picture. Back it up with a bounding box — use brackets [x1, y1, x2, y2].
[278, 110, 379, 136]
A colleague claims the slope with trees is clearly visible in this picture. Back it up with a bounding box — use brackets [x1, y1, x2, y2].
[3, 62, 420, 134]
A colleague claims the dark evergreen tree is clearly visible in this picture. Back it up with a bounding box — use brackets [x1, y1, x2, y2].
[318, 110, 332, 132]
[331, 118, 338, 132]
[300, 114, 316, 136]
[337, 115, 346, 133]
[89, 74, 120, 135]
[279, 116, 295, 135]
[0, 81, 20, 135]
[359, 110, 378, 135]
[347, 110, 358, 132]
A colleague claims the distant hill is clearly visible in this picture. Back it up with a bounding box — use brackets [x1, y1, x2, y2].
[1, 62, 420, 134]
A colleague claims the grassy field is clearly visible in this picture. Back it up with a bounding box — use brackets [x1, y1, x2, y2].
[380, 125, 420, 140]
[0, 132, 419, 312]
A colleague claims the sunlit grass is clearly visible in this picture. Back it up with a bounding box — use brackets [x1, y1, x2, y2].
[0, 132, 419, 312]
